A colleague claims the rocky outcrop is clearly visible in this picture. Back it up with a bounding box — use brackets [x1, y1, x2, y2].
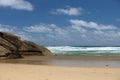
[0, 32, 53, 59]
[19, 41, 52, 56]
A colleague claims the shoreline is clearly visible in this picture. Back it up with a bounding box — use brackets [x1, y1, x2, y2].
[1, 56, 120, 68]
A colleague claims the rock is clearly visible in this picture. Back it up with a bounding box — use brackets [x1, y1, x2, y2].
[6, 53, 23, 59]
[0, 32, 22, 51]
[19, 41, 53, 56]
[0, 32, 53, 59]
[0, 46, 10, 55]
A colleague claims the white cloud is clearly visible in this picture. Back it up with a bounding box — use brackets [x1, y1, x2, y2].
[70, 25, 86, 33]
[24, 23, 72, 45]
[0, 0, 33, 11]
[51, 6, 83, 16]
[70, 19, 117, 30]
[0, 24, 31, 40]
[15, 32, 32, 40]
[24, 23, 69, 38]
[0, 24, 14, 32]
[25, 24, 54, 33]
[24, 20, 120, 45]
[1, 19, 120, 46]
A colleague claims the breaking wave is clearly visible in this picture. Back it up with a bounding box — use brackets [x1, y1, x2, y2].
[47, 46, 120, 56]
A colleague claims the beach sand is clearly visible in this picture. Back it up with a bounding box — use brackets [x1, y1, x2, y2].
[0, 56, 120, 80]
[0, 63, 120, 80]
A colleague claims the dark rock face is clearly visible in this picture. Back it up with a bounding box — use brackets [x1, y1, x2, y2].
[6, 53, 23, 59]
[0, 32, 53, 59]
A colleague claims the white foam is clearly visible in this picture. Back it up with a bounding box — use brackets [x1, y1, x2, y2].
[47, 46, 120, 54]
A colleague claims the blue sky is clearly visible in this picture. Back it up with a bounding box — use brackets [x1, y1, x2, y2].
[0, 0, 120, 46]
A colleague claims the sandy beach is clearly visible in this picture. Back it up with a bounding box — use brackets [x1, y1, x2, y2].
[0, 63, 120, 80]
[0, 56, 120, 80]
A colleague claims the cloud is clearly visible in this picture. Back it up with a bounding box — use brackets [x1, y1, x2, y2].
[25, 24, 54, 33]
[24, 23, 69, 39]
[15, 31, 32, 40]
[1, 19, 120, 46]
[0, 0, 33, 11]
[24, 20, 120, 46]
[51, 6, 83, 16]
[0, 24, 32, 40]
[0, 24, 14, 32]
[70, 19, 117, 30]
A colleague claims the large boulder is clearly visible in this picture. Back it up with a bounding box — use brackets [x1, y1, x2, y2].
[0, 32, 53, 59]
[0, 32, 22, 58]
[19, 41, 53, 56]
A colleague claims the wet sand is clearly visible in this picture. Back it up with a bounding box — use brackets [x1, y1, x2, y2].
[0, 56, 120, 67]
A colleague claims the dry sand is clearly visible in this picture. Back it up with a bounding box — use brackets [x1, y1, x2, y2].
[0, 63, 120, 80]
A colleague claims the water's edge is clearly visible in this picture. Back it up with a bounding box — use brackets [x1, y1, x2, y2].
[1, 56, 120, 68]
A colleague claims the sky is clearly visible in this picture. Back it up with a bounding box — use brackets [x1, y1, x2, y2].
[0, 0, 120, 46]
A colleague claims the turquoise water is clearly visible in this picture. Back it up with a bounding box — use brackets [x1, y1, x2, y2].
[47, 46, 120, 56]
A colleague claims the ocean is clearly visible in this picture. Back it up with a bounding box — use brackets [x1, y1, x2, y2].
[1, 46, 120, 68]
[47, 46, 120, 56]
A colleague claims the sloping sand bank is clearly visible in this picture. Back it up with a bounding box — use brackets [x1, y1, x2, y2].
[0, 63, 120, 80]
